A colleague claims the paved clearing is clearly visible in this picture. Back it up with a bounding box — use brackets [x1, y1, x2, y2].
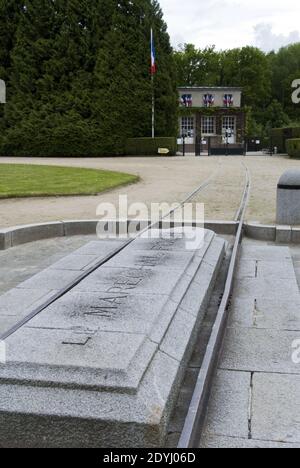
[200, 239, 300, 449]
[0, 155, 300, 228]
[0, 235, 96, 295]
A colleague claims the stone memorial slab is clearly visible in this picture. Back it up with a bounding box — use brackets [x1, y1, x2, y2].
[16, 268, 83, 291]
[27, 290, 172, 336]
[48, 254, 102, 271]
[0, 240, 127, 335]
[0, 288, 54, 317]
[102, 248, 195, 271]
[72, 239, 126, 256]
[0, 228, 225, 447]
[75, 266, 187, 296]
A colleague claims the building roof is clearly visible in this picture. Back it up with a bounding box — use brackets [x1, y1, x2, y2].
[178, 86, 242, 91]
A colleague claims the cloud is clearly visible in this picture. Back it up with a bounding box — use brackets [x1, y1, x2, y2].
[254, 23, 300, 52]
[159, 0, 300, 51]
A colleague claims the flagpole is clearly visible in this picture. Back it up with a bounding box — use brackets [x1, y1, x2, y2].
[151, 28, 155, 139]
[152, 74, 155, 139]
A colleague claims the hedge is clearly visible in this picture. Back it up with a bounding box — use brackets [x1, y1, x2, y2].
[271, 127, 300, 153]
[286, 139, 300, 158]
[125, 137, 177, 156]
[0, 113, 119, 157]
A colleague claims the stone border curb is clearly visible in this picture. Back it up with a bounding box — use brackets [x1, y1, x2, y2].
[1, 220, 300, 250]
[245, 222, 300, 244]
[244, 223, 276, 242]
[0, 220, 238, 251]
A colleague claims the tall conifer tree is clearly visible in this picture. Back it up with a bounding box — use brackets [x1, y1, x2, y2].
[0, 0, 178, 156]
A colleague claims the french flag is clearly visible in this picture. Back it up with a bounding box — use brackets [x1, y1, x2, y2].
[151, 29, 157, 75]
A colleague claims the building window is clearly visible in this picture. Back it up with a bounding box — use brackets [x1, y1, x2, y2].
[222, 116, 236, 135]
[181, 116, 194, 137]
[201, 116, 216, 135]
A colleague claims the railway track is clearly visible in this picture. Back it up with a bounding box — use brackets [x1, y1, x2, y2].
[177, 161, 251, 448]
[0, 158, 251, 449]
[0, 158, 222, 341]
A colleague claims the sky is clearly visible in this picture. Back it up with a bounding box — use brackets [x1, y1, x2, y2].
[159, 0, 300, 51]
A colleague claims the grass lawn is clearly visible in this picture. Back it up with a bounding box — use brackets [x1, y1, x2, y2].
[0, 164, 139, 199]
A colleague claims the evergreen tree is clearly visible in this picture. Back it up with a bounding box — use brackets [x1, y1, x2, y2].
[94, 0, 177, 154]
[0, 0, 24, 131]
[149, 0, 178, 137]
[0, 0, 23, 81]
[94, 0, 152, 154]
[2, 0, 108, 155]
[0, 0, 177, 156]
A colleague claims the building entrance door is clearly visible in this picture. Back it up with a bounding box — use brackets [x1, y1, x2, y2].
[195, 136, 209, 156]
[222, 116, 236, 144]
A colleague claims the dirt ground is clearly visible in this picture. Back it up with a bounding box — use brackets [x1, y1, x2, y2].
[0, 154, 299, 228]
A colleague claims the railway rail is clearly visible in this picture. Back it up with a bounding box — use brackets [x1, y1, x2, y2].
[0, 158, 251, 450]
[178, 161, 251, 448]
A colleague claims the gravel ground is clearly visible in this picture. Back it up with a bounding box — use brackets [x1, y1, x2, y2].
[245, 155, 300, 224]
[0, 154, 299, 228]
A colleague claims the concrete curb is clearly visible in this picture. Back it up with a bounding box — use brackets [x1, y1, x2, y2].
[0, 220, 99, 250]
[244, 223, 276, 242]
[245, 222, 300, 244]
[1, 220, 300, 250]
[0, 220, 238, 251]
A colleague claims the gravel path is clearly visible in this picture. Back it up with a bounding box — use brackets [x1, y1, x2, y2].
[0, 154, 299, 228]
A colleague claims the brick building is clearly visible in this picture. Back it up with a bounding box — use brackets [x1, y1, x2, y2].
[178, 87, 245, 154]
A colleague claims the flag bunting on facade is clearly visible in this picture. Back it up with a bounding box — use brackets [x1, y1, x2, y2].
[223, 94, 234, 107]
[203, 94, 215, 107]
[181, 94, 193, 107]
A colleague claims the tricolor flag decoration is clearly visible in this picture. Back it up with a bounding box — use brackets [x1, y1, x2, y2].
[150, 29, 157, 75]
[203, 94, 215, 107]
[181, 94, 193, 107]
[223, 94, 234, 107]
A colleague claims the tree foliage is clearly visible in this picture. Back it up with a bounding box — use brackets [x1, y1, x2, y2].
[0, 0, 178, 156]
[174, 42, 300, 136]
[174, 44, 220, 87]
[2, 0, 300, 152]
[270, 43, 300, 120]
